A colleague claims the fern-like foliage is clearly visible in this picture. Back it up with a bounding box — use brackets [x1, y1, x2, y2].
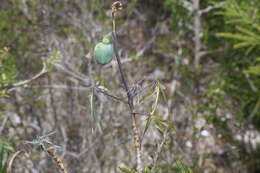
[216, 0, 260, 54]
[215, 0, 260, 129]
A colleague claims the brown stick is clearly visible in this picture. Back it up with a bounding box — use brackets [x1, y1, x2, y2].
[111, 1, 142, 172]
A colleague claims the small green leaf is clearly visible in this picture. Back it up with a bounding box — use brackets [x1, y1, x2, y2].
[156, 81, 167, 103]
[152, 115, 174, 133]
[43, 50, 61, 69]
[155, 122, 164, 135]
[140, 82, 157, 103]
[102, 33, 112, 44]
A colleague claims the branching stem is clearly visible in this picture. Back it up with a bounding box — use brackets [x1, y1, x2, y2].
[111, 1, 142, 172]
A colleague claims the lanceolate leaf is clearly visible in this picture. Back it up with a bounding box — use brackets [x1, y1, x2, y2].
[156, 81, 167, 103]
[234, 42, 255, 49]
[141, 115, 152, 143]
[119, 167, 135, 173]
[236, 26, 260, 38]
[217, 33, 255, 41]
[90, 89, 103, 133]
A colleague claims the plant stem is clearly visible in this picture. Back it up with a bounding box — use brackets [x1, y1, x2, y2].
[192, 0, 202, 69]
[111, 2, 142, 172]
[46, 147, 68, 173]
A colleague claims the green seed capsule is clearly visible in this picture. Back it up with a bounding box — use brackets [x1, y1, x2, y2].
[94, 33, 114, 64]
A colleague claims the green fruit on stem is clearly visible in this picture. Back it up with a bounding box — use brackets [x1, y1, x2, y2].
[94, 33, 114, 64]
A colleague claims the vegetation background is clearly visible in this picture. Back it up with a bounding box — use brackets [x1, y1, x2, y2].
[0, 0, 259, 172]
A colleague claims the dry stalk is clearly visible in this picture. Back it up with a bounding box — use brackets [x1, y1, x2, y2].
[7, 150, 24, 173]
[111, 1, 142, 172]
[46, 147, 68, 173]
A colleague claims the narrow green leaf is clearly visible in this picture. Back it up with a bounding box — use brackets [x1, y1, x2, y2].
[0, 147, 4, 171]
[155, 122, 165, 135]
[234, 42, 254, 49]
[245, 45, 256, 55]
[89, 89, 103, 133]
[140, 82, 157, 103]
[142, 115, 152, 142]
[217, 33, 254, 41]
[119, 167, 135, 173]
[156, 81, 167, 103]
[236, 26, 259, 38]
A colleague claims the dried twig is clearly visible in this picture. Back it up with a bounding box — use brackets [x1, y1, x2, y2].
[46, 147, 68, 173]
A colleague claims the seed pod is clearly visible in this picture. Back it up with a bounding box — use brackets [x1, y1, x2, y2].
[94, 33, 114, 64]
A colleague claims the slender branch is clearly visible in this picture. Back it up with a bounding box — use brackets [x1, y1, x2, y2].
[104, 58, 132, 68]
[192, 0, 202, 69]
[7, 150, 25, 173]
[53, 63, 91, 86]
[29, 83, 126, 103]
[193, 1, 225, 68]
[12, 65, 48, 88]
[1, 64, 48, 92]
[93, 85, 127, 104]
[133, 112, 151, 116]
[29, 84, 91, 90]
[111, 13, 131, 105]
[111, 1, 142, 172]
[199, 2, 225, 15]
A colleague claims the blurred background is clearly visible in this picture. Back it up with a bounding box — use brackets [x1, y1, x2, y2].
[0, 0, 260, 172]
